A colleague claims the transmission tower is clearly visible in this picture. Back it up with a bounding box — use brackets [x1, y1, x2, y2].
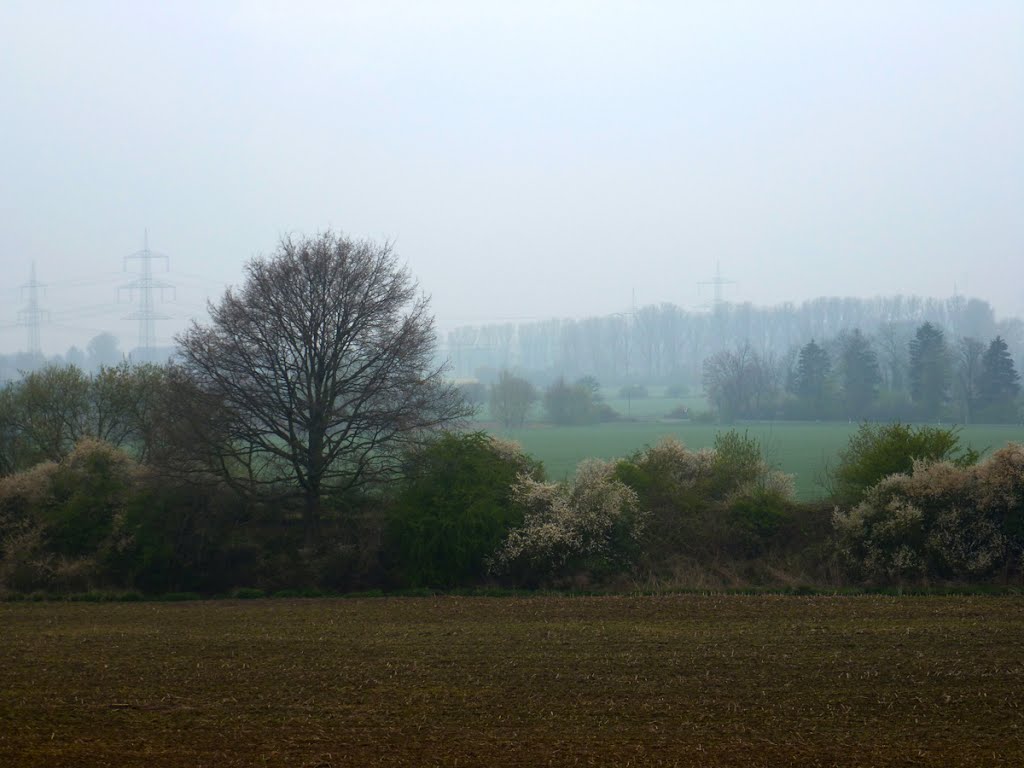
[18, 262, 49, 358]
[697, 261, 737, 310]
[119, 231, 175, 358]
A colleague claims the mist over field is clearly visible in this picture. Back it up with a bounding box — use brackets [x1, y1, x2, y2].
[1, 1, 1022, 361]
[4, 8, 1024, 767]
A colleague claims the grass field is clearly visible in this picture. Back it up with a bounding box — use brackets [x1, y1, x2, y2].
[2, 596, 1022, 766]
[491, 421, 1024, 498]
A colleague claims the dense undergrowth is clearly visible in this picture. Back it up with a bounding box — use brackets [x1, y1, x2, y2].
[1, 424, 1022, 597]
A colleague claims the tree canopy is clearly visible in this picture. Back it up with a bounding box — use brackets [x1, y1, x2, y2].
[176, 231, 468, 547]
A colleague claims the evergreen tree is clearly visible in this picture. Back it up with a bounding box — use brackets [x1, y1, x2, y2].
[908, 322, 951, 419]
[978, 336, 1021, 414]
[839, 329, 881, 419]
[792, 339, 831, 416]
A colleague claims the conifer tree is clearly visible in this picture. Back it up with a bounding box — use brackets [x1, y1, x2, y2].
[908, 322, 951, 420]
[839, 329, 881, 419]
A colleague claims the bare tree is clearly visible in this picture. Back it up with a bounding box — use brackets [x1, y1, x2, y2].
[489, 370, 536, 428]
[955, 337, 985, 424]
[176, 231, 468, 548]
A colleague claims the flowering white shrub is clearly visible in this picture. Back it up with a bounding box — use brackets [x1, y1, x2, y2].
[491, 459, 646, 584]
[833, 443, 1024, 583]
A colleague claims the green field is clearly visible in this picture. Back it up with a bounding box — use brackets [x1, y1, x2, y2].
[491, 420, 1024, 498]
[2, 596, 1022, 766]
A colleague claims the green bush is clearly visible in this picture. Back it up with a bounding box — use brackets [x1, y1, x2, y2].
[725, 487, 794, 557]
[612, 432, 797, 569]
[0, 439, 138, 592]
[543, 377, 618, 425]
[385, 432, 543, 588]
[829, 422, 979, 506]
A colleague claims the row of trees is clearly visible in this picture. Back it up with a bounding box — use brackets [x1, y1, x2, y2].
[0, 363, 168, 474]
[703, 324, 1021, 423]
[0, 332, 126, 383]
[447, 296, 1022, 387]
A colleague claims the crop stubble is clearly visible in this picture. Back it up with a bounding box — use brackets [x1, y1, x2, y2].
[1, 595, 1022, 766]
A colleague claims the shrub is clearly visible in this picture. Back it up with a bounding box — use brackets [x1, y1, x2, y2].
[0, 438, 256, 595]
[612, 434, 798, 570]
[829, 422, 979, 506]
[543, 378, 617, 425]
[385, 433, 543, 588]
[724, 487, 796, 557]
[833, 445, 1024, 584]
[491, 459, 646, 587]
[0, 439, 139, 592]
[101, 472, 254, 594]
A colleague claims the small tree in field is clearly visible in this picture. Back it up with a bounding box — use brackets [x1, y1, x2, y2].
[489, 371, 536, 428]
[176, 231, 468, 549]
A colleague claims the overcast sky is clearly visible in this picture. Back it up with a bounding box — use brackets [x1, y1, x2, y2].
[1, 1, 1021, 356]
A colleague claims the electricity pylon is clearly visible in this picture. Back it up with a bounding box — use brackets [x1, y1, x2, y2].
[119, 231, 175, 357]
[18, 262, 49, 358]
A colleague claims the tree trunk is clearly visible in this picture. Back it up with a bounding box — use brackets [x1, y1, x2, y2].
[303, 487, 321, 552]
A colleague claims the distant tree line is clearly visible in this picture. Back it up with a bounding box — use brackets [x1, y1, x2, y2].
[0, 331, 176, 384]
[702, 324, 1021, 424]
[446, 296, 1023, 396]
[473, 322, 1020, 427]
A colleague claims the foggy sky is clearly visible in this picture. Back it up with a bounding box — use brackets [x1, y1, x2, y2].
[1, 1, 1022, 356]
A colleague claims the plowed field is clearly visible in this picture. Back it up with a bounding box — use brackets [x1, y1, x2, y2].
[2, 595, 1022, 766]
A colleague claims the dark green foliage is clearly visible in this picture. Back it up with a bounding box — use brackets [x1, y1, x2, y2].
[724, 488, 795, 557]
[909, 323, 951, 419]
[42, 443, 129, 557]
[613, 431, 800, 571]
[830, 422, 980, 506]
[791, 339, 832, 417]
[543, 377, 616, 425]
[710, 430, 763, 494]
[386, 433, 542, 587]
[977, 336, 1020, 422]
[109, 478, 253, 594]
[839, 330, 881, 419]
